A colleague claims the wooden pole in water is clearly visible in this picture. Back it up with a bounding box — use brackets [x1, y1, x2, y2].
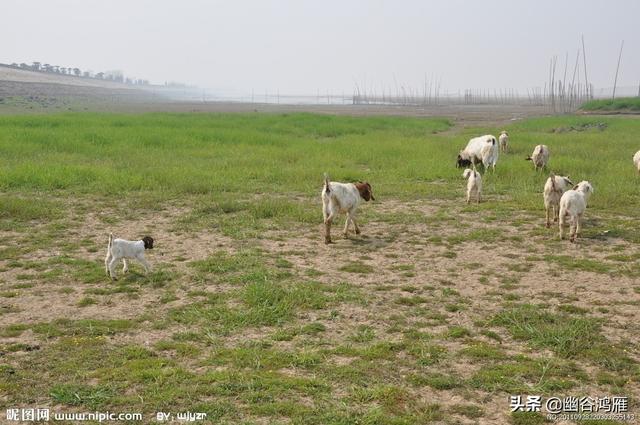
[569, 50, 580, 108]
[612, 40, 624, 100]
[581, 35, 590, 99]
[562, 52, 568, 111]
[551, 56, 557, 112]
[548, 57, 553, 109]
[423, 74, 427, 105]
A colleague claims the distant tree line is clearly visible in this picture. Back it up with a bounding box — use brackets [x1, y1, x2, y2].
[3, 61, 150, 85]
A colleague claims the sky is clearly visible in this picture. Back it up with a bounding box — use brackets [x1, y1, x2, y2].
[2, 0, 639, 95]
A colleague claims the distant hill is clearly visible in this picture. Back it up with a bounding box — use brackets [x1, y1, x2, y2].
[0, 64, 146, 90]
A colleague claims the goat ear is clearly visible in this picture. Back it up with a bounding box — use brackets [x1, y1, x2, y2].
[573, 185, 579, 190]
[366, 183, 374, 200]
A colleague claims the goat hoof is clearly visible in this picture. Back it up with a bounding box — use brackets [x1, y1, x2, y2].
[355, 229, 361, 235]
[545, 223, 550, 228]
[324, 239, 332, 244]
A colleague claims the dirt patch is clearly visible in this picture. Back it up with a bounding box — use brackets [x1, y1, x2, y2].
[2, 195, 639, 422]
[551, 122, 608, 133]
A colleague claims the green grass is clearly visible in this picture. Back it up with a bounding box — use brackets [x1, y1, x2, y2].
[470, 355, 585, 393]
[511, 411, 550, 424]
[0, 113, 638, 217]
[0, 113, 451, 197]
[581, 97, 640, 112]
[491, 304, 639, 377]
[492, 304, 601, 358]
[0, 196, 62, 230]
[338, 261, 375, 274]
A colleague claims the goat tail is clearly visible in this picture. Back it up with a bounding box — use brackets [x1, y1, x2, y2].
[525, 156, 532, 161]
[323, 173, 330, 193]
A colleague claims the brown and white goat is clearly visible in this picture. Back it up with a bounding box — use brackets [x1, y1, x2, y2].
[321, 174, 374, 244]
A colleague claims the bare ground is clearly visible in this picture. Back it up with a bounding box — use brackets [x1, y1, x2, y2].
[1, 194, 638, 423]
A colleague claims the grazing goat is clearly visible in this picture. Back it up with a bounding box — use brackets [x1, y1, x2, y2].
[633, 150, 640, 174]
[558, 181, 594, 242]
[105, 233, 154, 280]
[462, 166, 482, 204]
[543, 173, 573, 228]
[321, 174, 374, 244]
[457, 135, 499, 171]
[498, 130, 509, 153]
[526, 144, 549, 171]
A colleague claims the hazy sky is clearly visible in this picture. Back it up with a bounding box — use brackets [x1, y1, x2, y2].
[3, 0, 639, 95]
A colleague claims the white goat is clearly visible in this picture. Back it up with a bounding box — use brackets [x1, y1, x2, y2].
[633, 150, 640, 174]
[543, 173, 573, 228]
[558, 181, 594, 242]
[105, 233, 154, 280]
[462, 166, 482, 204]
[321, 174, 374, 244]
[498, 131, 509, 153]
[457, 135, 498, 171]
[526, 145, 549, 171]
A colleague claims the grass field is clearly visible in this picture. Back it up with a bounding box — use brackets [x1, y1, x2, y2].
[581, 97, 640, 112]
[1, 112, 639, 424]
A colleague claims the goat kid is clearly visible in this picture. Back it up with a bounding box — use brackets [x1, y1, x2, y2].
[559, 181, 594, 242]
[322, 174, 374, 244]
[543, 173, 573, 228]
[498, 130, 509, 153]
[462, 166, 482, 204]
[105, 233, 154, 280]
